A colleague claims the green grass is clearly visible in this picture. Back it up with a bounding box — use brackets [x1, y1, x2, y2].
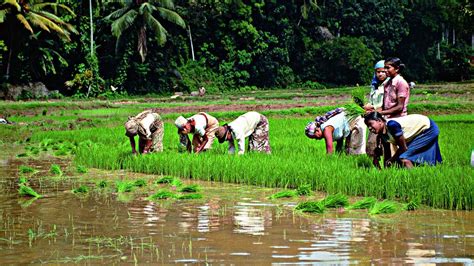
[50, 164, 63, 176]
[347, 197, 377, 210]
[16, 108, 474, 210]
[176, 193, 203, 200]
[18, 176, 28, 184]
[320, 194, 349, 208]
[369, 200, 401, 215]
[147, 190, 175, 200]
[268, 190, 297, 199]
[76, 165, 88, 173]
[296, 184, 312, 196]
[18, 185, 42, 198]
[295, 201, 326, 213]
[115, 180, 136, 193]
[73, 185, 89, 194]
[178, 184, 200, 193]
[19, 165, 35, 174]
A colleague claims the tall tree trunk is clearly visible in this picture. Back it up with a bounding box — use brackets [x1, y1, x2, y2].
[5, 36, 13, 81]
[188, 25, 195, 61]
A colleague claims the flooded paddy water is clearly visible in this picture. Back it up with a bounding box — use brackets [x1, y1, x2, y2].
[1, 151, 473, 264]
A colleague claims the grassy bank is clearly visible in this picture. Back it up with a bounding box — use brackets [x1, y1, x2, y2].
[24, 115, 474, 210]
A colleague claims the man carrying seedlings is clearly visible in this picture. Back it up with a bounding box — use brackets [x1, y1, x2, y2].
[215, 111, 271, 155]
[174, 112, 219, 153]
[125, 110, 164, 154]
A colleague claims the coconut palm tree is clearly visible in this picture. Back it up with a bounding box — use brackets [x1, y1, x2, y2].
[105, 0, 185, 62]
[0, 0, 77, 80]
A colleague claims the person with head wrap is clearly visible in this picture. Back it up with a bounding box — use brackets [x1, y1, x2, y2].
[215, 111, 271, 155]
[305, 108, 366, 155]
[125, 110, 164, 154]
[364, 60, 389, 167]
[174, 112, 219, 153]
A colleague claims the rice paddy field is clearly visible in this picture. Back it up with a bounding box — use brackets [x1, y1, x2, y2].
[0, 83, 473, 264]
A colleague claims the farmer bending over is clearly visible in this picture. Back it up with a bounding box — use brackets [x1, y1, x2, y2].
[215, 111, 271, 155]
[364, 112, 442, 168]
[125, 110, 164, 154]
[174, 112, 219, 153]
[305, 108, 366, 155]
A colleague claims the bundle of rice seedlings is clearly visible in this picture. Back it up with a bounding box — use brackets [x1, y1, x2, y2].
[155, 176, 175, 184]
[404, 198, 421, 211]
[73, 185, 89, 194]
[268, 190, 297, 199]
[351, 87, 367, 107]
[18, 176, 28, 184]
[320, 193, 349, 208]
[295, 201, 325, 213]
[76, 165, 88, 174]
[171, 178, 183, 187]
[343, 104, 365, 122]
[178, 184, 200, 193]
[347, 197, 377, 210]
[177, 193, 203, 200]
[296, 184, 312, 196]
[50, 164, 63, 176]
[30, 147, 40, 155]
[19, 165, 35, 174]
[16, 153, 29, 158]
[134, 179, 147, 187]
[147, 190, 176, 200]
[369, 200, 400, 215]
[116, 180, 135, 193]
[54, 150, 68, 156]
[97, 180, 108, 188]
[18, 185, 42, 198]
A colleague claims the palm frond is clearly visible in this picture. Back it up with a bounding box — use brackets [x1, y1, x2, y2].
[0, 10, 7, 23]
[28, 13, 70, 40]
[139, 2, 156, 15]
[16, 13, 34, 33]
[33, 3, 76, 16]
[143, 12, 167, 45]
[151, 0, 175, 9]
[36, 10, 77, 34]
[156, 7, 185, 28]
[0, 0, 21, 12]
[111, 9, 137, 37]
[105, 6, 131, 20]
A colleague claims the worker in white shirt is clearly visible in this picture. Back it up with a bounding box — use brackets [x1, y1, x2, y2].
[174, 112, 219, 153]
[215, 111, 271, 155]
[125, 110, 164, 154]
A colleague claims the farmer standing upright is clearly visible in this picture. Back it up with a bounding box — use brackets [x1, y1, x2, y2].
[174, 112, 219, 153]
[215, 111, 271, 155]
[125, 110, 164, 154]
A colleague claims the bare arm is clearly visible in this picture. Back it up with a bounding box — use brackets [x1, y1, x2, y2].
[323, 126, 335, 154]
[380, 97, 406, 116]
[195, 134, 208, 153]
[129, 136, 137, 154]
[388, 135, 408, 165]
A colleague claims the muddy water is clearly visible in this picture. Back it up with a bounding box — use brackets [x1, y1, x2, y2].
[1, 153, 473, 264]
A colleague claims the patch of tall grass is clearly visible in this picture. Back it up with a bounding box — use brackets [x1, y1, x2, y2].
[18, 185, 42, 198]
[28, 115, 474, 210]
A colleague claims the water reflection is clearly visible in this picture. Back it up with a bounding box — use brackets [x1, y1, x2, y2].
[233, 201, 273, 236]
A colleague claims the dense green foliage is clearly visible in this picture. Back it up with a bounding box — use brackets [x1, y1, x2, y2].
[0, 0, 472, 96]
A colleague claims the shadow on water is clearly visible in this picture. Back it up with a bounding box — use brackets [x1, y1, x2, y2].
[0, 148, 473, 264]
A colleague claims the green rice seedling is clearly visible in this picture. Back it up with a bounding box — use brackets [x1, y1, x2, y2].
[73, 185, 89, 194]
[351, 87, 367, 107]
[295, 201, 325, 213]
[147, 190, 176, 200]
[343, 104, 365, 121]
[19, 165, 35, 174]
[50, 164, 63, 176]
[30, 147, 40, 155]
[16, 153, 29, 158]
[347, 197, 377, 210]
[116, 180, 135, 193]
[170, 178, 183, 188]
[155, 176, 175, 184]
[18, 176, 28, 184]
[76, 165, 88, 174]
[355, 156, 373, 169]
[320, 194, 349, 208]
[178, 184, 200, 193]
[269, 190, 297, 199]
[177, 193, 203, 200]
[97, 180, 108, 188]
[134, 179, 147, 187]
[54, 150, 68, 156]
[369, 200, 400, 215]
[404, 198, 421, 211]
[296, 184, 312, 196]
[18, 185, 42, 198]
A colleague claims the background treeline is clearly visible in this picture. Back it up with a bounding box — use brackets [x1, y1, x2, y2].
[0, 0, 472, 97]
